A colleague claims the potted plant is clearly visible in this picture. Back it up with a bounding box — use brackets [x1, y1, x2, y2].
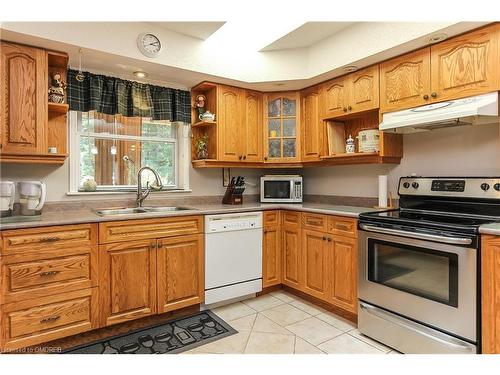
[195, 134, 209, 159]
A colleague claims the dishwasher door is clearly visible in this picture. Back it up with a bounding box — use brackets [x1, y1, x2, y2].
[205, 212, 263, 305]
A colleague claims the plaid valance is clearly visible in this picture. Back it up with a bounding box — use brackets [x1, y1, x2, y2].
[67, 70, 191, 122]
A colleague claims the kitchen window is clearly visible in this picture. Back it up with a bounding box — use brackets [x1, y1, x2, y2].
[69, 111, 190, 193]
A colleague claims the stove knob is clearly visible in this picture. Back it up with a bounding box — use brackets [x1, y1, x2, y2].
[494, 183, 500, 192]
[403, 182, 410, 189]
[481, 183, 490, 191]
[411, 182, 419, 189]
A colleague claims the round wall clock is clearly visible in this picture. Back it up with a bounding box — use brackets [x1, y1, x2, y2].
[137, 32, 162, 58]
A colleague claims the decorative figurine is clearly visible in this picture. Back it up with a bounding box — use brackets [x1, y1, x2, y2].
[195, 134, 209, 159]
[200, 110, 216, 122]
[345, 134, 356, 154]
[48, 72, 67, 103]
[195, 94, 207, 120]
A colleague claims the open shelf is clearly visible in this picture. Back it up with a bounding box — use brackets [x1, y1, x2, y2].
[192, 120, 216, 128]
[48, 102, 69, 114]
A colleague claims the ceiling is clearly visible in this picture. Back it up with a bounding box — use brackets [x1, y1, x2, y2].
[147, 22, 225, 40]
[261, 22, 354, 51]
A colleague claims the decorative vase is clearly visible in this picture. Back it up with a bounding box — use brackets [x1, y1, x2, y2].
[345, 135, 355, 154]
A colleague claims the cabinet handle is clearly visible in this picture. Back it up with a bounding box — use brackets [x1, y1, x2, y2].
[343, 107, 347, 112]
[40, 237, 60, 243]
[431, 92, 437, 98]
[40, 315, 60, 324]
[157, 243, 162, 249]
[348, 105, 352, 111]
[423, 94, 429, 100]
[40, 271, 60, 277]
[327, 237, 332, 242]
[263, 229, 268, 234]
[243, 155, 247, 160]
[322, 236, 327, 241]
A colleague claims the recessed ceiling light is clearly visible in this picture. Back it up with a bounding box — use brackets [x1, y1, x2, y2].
[344, 65, 358, 73]
[133, 71, 148, 78]
[429, 33, 448, 44]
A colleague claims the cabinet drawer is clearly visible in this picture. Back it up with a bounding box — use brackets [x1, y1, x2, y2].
[264, 211, 280, 226]
[99, 216, 203, 244]
[283, 211, 301, 226]
[327, 216, 358, 238]
[1, 248, 97, 303]
[302, 213, 328, 232]
[1, 224, 97, 256]
[1, 288, 98, 351]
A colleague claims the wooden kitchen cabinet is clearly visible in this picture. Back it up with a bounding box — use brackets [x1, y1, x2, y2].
[99, 240, 157, 327]
[380, 47, 431, 113]
[242, 90, 263, 162]
[157, 234, 204, 313]
[329, 235, 358, 313]
[0, 42, 47, 156]
[217, 85, 243, 161]
[264, 92, 301, 162]
[263, 211, 282, 288]
[482, 235, 500, 353]
[321, 76, 350, 119]
[301, 229, 329, 301]
[301, 85, 323, 161]
[430, 24, 499, 102]
[282, 211, 302, 290]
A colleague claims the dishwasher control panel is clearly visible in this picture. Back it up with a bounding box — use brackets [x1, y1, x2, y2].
[205, 212, 263, 233]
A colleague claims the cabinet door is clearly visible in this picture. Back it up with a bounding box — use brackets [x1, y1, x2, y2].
[242, 90, 263, 162]
[282, 219, 302, 290]
[431, 24, 499, 102]
[321, 76, 349, 118]
[99, 240, 157, 327]
[482, 235, 500, 354]
[263, 212, 282, 287]
[157, 234, 204, 313]
[217, 85, 242, 161]
[349, 65, 380, 114]
[330, 235, 357, 313]
[380, 47, 431, 113]
[0, 42, 47, 155]
[301, 86, 323, 161]
[301, 229, 328, 301]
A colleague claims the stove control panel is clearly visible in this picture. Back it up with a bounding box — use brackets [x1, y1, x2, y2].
[399, 177, 500, 199]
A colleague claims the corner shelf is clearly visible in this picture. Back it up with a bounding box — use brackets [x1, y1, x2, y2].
[48, 102, 69, 114]
[192, 120, 216, 128]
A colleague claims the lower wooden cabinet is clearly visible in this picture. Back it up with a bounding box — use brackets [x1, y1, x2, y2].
[263, 211, 282, 287]
[157, 234, 204, 313]
[282, 212, 302, 289]
[99, 240, 157, 327]
[0, 288, 98, 351]
[329, 235, 358, 313]
[482, 235, 500, 353]
[302, 229, 329, 301]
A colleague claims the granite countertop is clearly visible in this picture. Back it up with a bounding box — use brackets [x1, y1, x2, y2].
[479, 222, 500, 236]
[0, 202, 382, 231]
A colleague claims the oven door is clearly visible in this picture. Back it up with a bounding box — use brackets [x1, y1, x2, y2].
[260, 179, 294, 203]
[358, 227, 477, 342]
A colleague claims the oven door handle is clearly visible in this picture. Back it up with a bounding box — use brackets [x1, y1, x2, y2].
[359, 302, 475, 353]
[359, 224, 472, 245]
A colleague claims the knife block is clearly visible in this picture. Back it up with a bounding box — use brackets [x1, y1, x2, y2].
[222, 185, 243, 205]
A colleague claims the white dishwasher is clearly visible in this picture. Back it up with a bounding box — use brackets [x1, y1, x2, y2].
[204, 212, 263, 305]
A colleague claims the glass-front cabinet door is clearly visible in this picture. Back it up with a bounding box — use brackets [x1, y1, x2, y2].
[264, 92, 300, 162]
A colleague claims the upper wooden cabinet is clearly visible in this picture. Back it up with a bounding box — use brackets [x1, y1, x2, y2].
[380, 48, 431, 113]
[301, 85, 323, 161]
[0, 41, 69, 164]
[217, 85, 243, 161]
[430, 24, 499, 102]
[0, 42, 47, 156]
[242, 90, 263, 162]
[321, 65, 380, 119]
[264, 92, 301, 163]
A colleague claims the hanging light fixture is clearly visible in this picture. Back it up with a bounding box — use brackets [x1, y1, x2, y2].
[75, 48, 85, 82]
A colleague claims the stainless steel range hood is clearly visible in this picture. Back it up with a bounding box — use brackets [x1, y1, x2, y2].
[379, 92, 499, 134]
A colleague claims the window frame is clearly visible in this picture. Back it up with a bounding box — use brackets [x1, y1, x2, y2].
[68, 111, 190, 194]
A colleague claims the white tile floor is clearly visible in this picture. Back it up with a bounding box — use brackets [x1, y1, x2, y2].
[185, 290, 400, 354]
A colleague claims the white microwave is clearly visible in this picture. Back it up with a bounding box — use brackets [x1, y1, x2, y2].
[260, 175, 303, 203]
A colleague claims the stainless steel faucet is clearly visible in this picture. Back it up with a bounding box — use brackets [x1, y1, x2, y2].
[136, 166, 163, 207]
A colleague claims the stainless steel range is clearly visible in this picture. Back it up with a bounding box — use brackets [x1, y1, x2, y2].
[358, 177, 500, 354]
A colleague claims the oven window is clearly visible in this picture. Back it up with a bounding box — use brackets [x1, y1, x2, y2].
[367, 239, 458, 307]
[264, 181, 291, 199]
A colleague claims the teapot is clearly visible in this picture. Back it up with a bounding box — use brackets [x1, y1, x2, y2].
[199, 111, 216, 122]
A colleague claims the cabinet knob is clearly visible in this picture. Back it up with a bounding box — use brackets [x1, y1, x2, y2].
[322, 236, 327, 241]
[238, 155, 242, 160]
[327, 237, 332, 242]
[243, 155, 247, 160]
[431, 92, 437, 98]
[423, 94, 429, 100]
[264, 156, 268, 161]
[348, 105, 352, 111]
[343, 107, 347, 112]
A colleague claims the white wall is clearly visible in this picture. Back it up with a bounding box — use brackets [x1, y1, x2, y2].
[303, 124, 500, 198]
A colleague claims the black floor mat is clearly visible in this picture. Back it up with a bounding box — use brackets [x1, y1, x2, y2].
[63, 310, 236, 354]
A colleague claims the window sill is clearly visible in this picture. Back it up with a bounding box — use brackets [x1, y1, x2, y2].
[66, 189, 192, 196]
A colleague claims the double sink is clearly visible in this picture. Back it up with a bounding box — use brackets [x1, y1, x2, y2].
[94, 206, 195, 216]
